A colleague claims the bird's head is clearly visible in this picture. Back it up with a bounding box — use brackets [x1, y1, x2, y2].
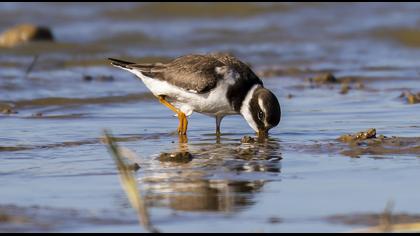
[240, 85, 281, 137]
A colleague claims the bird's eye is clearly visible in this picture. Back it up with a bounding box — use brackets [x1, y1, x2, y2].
[258, 111, 264, 121]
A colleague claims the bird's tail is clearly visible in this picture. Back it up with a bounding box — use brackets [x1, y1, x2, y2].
[108, 57, 165, 74]
[108, 58, 136, 70]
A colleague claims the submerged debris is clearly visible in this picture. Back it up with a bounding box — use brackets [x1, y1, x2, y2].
[32, 112, 43, 117]
[0, 24, 54, 47]
[158, 151, 193, 163]
[83, 75, 114, 82]
[268, 216, 283, 224]
[241, 136, 256, 144]
[400, 91, 420, 104]
[307, 73, 338, 85]
[339, 128, 377, 143]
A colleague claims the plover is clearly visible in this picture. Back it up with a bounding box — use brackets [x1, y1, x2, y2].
[108, 53, 281, 137]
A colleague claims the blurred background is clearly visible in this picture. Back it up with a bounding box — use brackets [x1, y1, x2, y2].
[1, 2, 420, 100]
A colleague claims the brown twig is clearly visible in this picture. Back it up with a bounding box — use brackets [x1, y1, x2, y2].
[25, 54, 39, 77]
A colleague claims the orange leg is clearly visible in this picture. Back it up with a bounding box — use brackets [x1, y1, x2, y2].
[158, 96, 188, 135]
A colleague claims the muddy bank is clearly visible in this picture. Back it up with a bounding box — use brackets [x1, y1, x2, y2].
[0, 133, 164, 152]
[288, 129, 420, 158]
[339, 136, 420, 158]
[336, 129, 420, 157]
[104, 3, 294, 20]
[0, 204, 136, 233]
[0, 92, 155, 112]
[327, 212, 420, 227]
[374, 27, 420, 48]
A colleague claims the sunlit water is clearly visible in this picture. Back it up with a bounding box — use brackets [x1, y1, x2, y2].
[0, 3, 419, 232]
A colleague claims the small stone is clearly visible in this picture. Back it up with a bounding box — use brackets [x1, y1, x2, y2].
[0, 24, 54, 47]
[158, 151, 193, 163]
[241, 136, 256, 144]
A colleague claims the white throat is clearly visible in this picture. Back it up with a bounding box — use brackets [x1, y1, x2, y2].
[240, 84, 261, 132]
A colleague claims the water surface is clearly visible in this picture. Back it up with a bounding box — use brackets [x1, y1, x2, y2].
[0, 2, 420, 233]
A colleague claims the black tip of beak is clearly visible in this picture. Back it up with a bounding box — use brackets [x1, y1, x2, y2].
[257, 129, 268, 139]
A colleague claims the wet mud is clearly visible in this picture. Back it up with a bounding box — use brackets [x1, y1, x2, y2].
[0, 204, 136, 233]
[291, 129, 420, 158]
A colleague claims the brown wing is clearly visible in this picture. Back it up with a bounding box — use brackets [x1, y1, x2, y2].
[132, 54, 226, 93]
[115, 53, 263, 95]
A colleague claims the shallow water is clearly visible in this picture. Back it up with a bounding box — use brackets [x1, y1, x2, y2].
[0, 2, 420, 233]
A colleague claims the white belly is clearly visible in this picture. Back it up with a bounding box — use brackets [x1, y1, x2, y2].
[134, 71, 236, 117]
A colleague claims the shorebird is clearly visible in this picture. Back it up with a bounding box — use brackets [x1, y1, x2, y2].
[108, 53, 281, 137]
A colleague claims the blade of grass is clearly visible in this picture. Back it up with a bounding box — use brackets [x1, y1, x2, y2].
[103, 129, 158, 233]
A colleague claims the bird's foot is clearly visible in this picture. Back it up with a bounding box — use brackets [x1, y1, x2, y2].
[177, 112, 188, 135]
[178, 134, 188, 143]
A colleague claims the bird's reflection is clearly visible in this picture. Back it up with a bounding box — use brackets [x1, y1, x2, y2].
[140, 136, 282, 213]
